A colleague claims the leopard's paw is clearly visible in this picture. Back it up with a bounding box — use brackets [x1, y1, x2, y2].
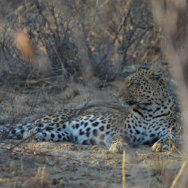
[152, 141, 169, 152]
[152, 138, 175, 152]
[109, 140, 128, 153]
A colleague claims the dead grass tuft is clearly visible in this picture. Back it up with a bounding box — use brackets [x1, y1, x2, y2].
[23, 166, 49, 188]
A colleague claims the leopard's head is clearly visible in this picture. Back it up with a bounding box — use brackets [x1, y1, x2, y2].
[119, 68, 169, 106]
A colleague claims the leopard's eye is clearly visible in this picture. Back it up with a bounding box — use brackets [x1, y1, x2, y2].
[129, 81, 140, 87]
[127, 82, 135, 88]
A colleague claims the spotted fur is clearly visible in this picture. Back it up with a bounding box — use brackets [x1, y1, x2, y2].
[3, 68, 179, 152]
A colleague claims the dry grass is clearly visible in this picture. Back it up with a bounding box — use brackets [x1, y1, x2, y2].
[23, 166, 50, 188]
[122, 150, 126, 188]
[170, 160, 187, 188]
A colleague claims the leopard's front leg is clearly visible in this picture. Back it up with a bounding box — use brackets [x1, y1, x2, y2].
[152, 130, 176, 152]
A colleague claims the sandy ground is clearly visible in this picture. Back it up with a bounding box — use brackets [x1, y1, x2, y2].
[0, 139, 183, 188]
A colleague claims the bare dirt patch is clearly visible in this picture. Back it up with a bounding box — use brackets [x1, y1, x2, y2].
[0, 140, 183, 188]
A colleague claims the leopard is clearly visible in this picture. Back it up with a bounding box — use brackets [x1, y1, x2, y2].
[2, 68, 180, 153]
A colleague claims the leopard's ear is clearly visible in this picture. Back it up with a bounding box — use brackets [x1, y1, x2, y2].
[138, 65, 149, 71]
[150, 71, 161, 80]
[146, 71, 162, 84]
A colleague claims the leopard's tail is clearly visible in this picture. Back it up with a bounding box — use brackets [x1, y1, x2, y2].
[0, 123, 35, 139]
